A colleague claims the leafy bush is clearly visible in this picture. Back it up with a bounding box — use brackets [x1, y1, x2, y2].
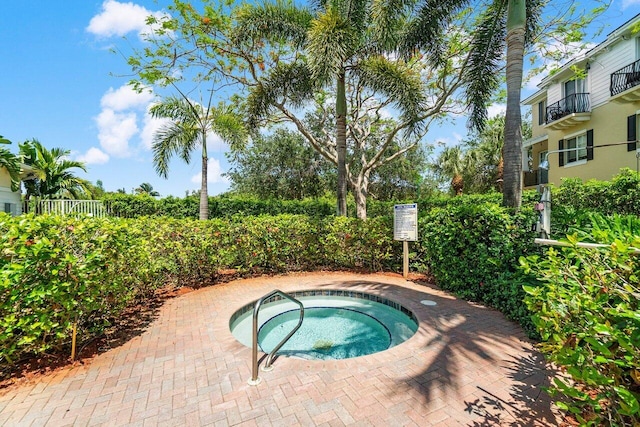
[553, 169, 640, 219]
[521, 215, 640, 426]
[0, 213, 405, 370]
[0, 214, 150, 366]
[416, 202, 540, 336]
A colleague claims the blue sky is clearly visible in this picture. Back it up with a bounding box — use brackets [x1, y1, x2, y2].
[0, 1, 637, 197]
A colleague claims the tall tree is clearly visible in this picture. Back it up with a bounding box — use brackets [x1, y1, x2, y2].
[401, 0, 542, 208]
[402, 0, 606, 208]
[235, 0, 429, 216]
[125, 0, 467, 218]
[0, 136, 21, 192]
[18, 139, 90, 200]
[232, 0, 464, 218]
[150, 96, 245, 220]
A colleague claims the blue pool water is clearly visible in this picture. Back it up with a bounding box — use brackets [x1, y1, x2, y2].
[230, 291, 418, 361]
[258, 307, 391, 360]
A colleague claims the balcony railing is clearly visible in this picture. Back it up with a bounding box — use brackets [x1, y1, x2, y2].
[545, 93, 590, 123]
[610, 58, 640, 97]
[523, 169, 548, 187]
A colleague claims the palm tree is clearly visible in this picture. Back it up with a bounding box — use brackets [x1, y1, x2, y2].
[236, 0, 426, 216]
[150, 96, 246, 220]
[435, 146, 468, 196]
[0, 136, 21, 192]
[19, 139, 90, 200]
[403, 0, 542, 209]
[135, 182, 160, 197]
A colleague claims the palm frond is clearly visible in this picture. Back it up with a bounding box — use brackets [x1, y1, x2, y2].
[152, 122, 198, 178]
[466, 0, 507, 132]
[400, 0, 470, 63]
[356, 56, 427, 131]
[245, 61, 315, 127]
[0, 148, 21, 191]
[369, 0, 414, 51]
[524, 0, 544, 46]
[233, 1, 313, 47]
[150, 96, 203, 123]
[210, 106, 249, 151]
[307, 8, 358, 82]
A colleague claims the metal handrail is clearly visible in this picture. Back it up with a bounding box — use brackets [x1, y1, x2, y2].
[545, 93, 590, 123]
[248, 289, 304, 386]
[610, 58, 640, 97]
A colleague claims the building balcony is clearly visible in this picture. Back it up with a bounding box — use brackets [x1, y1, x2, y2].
[523, 169, 548, 188]
[610, 58, 640, 102]
[545, 93, 591, 130]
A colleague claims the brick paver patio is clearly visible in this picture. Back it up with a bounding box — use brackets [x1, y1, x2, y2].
[0, 272, 560, 426]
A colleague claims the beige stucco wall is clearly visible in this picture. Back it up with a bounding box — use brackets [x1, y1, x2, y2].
[545, 100, 639, 185]
[0, 167, 12, 188]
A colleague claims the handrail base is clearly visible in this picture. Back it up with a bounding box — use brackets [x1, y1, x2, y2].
[248, 377, 262, 386]
[261, 365, 275, 372]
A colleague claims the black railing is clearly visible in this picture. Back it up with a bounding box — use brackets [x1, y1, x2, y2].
[545, 93, 590, 123]
[611, 58, 640, 97]
[523, 169, 548, 187]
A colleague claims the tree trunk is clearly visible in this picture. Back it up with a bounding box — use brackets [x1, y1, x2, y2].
[502, 0, 525, 210]
[354, 173, 369, 220]
[336, 71, 348, 216]
[452, 174, 464, 196]
[199, 137, 209, 220]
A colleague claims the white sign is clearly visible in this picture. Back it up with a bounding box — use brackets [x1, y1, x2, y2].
[394, 204, 418, 241]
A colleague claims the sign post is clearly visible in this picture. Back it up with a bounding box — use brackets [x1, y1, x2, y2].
[394, 204, 418, 278]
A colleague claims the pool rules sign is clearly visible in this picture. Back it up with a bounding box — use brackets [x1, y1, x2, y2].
[394, 204, 417, 278]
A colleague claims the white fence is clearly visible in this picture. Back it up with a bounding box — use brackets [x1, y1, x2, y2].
[23, 200, 109, 218]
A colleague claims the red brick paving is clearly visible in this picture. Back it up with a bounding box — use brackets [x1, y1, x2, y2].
[0, 272, 560, 426]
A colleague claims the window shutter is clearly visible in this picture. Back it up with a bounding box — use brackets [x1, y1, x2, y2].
[628, 115, 637, 152]
[586, 129, 594, 160]
[558, 139, 564, 167]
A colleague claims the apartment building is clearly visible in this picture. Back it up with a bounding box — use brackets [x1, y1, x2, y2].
[522, 13, 640, 188]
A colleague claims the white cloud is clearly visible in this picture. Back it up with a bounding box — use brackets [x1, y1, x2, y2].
[206, 133, 228, 153]
[101, 85, 154, 111]
[87, 0, 166, 39]
[622, 0, 640, 9]
[191, 158, 229, 184]
[487, 103, 506, 118]
[95, 109, 138, 157]
[76, 147, 110, 165]
[140, 110, 170, 150]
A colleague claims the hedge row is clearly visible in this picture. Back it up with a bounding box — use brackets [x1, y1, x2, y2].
[415, 203, 541, 337]
[102, 192, 523, 220]
[1, 198, 544, 371]
[552, 168, 640, 220]
[0, 213, 402, 370]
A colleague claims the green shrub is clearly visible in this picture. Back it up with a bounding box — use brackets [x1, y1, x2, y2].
[553, 169, 640, 218]
[0, 214, 151, 366]
[416, 202, 540, 336]
[521, 219, 640, 425]
[320, 216, 396, 270]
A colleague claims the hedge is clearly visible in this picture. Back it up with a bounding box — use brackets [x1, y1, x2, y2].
[415, 203, 541, 337]
[0, 213, 400, 371]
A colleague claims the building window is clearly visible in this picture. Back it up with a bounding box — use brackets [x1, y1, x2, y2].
[538, 100, 546, 125]
[565, 134, 587, 164]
